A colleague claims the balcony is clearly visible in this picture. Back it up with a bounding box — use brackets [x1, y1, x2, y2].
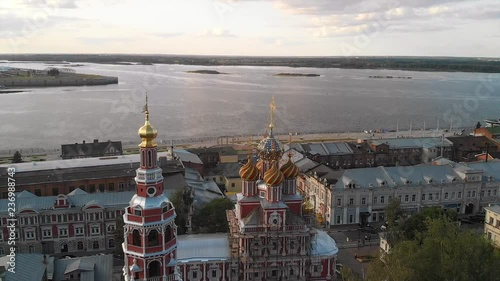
[146, 275, 176, 281]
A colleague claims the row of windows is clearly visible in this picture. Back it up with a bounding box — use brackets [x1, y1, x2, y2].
[47, 182, 127, 196]
[4, 224, 116, 241]
[337, 189, 499, 207]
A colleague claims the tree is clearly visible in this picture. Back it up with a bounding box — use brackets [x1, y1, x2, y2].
[476, 121, 482, 129]
[114, 216, 124, 258]
[12, 151, 23, 163]
[191, 198, 234, 233]
[367, 217, 500, 281]
[385, 198, 403, 228]
[170, 188, 193, 235]
[47, 68, 59, 76]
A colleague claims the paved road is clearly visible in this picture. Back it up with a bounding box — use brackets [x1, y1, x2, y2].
[337, 245, 379, 278]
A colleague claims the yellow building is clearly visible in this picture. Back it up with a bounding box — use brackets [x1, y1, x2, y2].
[484, 205, 500, 248]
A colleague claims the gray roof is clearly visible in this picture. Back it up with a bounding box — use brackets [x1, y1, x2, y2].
[53, 254, 113, 281]
[310, 230, 339, 257]
[370, 137, 452, 149]
[204, 162, 241, 178]
[177, 233, 231, 262]
[335, 164, 465, 189]
[287, 142, 353, 156]
[485, 205, 500, 214]
[0, 254, 54, 281]
[185, 168, 225, 207]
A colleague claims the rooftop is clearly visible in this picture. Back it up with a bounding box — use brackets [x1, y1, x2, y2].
[53, 254, 113, 281]
[177, 233, 231, 262]
[369, 137, 452, 149]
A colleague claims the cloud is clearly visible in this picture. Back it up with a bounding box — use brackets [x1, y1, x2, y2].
[150, 32, 184, 38]
[14, 0, 79, 9]
[199, 28, 236, 37]
[0, 13, 77, 38]
[263, 0, 500, 37]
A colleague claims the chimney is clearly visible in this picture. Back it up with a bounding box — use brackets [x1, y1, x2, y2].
[82, 140, 86, 144]
[93, 139, 98, 143]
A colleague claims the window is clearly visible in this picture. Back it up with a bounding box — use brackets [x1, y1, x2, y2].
[412, 194, 416, 202]
[349, 198, 354, 205]
[42, 229, 52, 238]
[77, 241, 84, 250]
[109, 183, 114, 191]
[435, 193, 440, 200]
[91, 225, 100, 235]
[107, 224, 115, 233]
[373, 197, 377, 204]
[98, 184, 105, 192]
[337, 199, 341, 206]
[405, 195, 409, 202]
[445, 192, 449, 199]
[212, 270, 217, 278]
[349, 214, 354, 223]
[52, 188, 58, 196]
[108, 239, 115, 248]
[380, 196, 385, 204]
[422, 194, 426, 200]
[272, 270, 278, 277]
[35, 189, 41, 196]
[361, 197, 366, 205]
[93, 241, 99, 250]
[489, 217, 494, 224]
[134, 209, 142, 216]
[25, 230, 35, 240]
[429, 194, 433, 200]
[467, 191, 471, 198]
[118, 182, 124, 191]
[488, 190, 491, 197]
[132, 230, 141, 246]
[89, 184, 96, 193]
[472, 191, 476, 198]
[192, 271, 198, 278]
[59, 227, 68, 237]
[148, 230, 159, 246]
[231, 183, 235, 188]
[458, 192, 462, 199]
[494, 189, 498, 196]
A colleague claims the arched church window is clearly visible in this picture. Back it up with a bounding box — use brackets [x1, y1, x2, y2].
[148, 230, 159, 246]
[165, 225, 172, 243]
[132, 229, 141, 246]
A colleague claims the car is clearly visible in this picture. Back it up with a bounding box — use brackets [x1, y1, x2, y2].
[460, 218, 473, 224]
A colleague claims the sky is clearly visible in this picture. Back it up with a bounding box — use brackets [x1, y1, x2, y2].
[0, 0, 499, 57]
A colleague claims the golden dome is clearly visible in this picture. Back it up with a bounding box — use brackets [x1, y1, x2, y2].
[302, 199, 314, 214]
[280, 157, 299, 179]
[239, 156, 259, 181]
[263, 162, 284, 186]
[138, 96, 157, 148]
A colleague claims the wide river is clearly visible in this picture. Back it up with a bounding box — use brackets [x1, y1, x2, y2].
[1, 62, 499, 150]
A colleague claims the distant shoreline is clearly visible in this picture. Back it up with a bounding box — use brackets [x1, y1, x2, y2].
[0, 67, 118, 88]
[0, 55, 499, 73]
[186, 70, 227, 75]
[274, 73, 320, 77]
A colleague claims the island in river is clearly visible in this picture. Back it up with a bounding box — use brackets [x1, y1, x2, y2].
[186, 70, 227, 74]
[0, 67, 118, 88]
[274, 73, 320, 77]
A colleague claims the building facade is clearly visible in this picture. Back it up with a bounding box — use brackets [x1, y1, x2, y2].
[484, 205, 500, 248]
[303, 160, 500, 226]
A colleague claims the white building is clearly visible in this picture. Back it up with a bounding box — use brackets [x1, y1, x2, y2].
[304, 160, 500, 226]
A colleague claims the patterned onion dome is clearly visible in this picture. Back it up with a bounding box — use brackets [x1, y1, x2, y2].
[239, 157, 259, 181]
[280, 158, 299, 179]
[256, 160, 263, 171]
[264, 162, 284, 186]
[257, 136, 283, 161]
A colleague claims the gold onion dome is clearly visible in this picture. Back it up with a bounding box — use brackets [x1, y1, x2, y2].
[264, 162, 284, 186]
[138, 96, 158, 147]
[280, 158, 299, 179]
[239, 156, 259, 181]
[302, 199, 314, 214]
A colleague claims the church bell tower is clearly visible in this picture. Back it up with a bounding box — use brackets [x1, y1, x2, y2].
[123, 96, 178, 281]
